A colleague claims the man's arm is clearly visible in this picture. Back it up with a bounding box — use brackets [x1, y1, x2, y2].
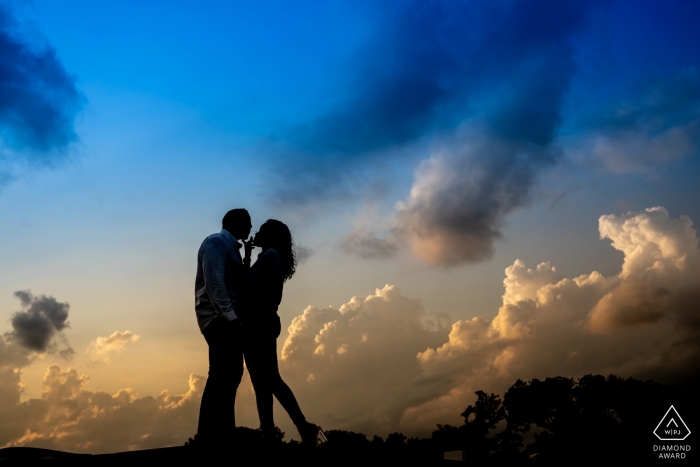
[201, 237, 239, 321]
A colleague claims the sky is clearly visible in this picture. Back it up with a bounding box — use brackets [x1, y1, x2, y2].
[1, 0, 699, 453]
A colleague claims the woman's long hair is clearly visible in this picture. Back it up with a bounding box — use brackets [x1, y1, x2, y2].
[258, 219, 296, 282]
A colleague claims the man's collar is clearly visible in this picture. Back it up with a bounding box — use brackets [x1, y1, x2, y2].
[221, 229, 237, 243]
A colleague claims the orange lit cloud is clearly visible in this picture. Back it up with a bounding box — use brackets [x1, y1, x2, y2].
[1, 365, 204, 452]
[280, 207, 700, 434]
[405, 207, 700, 429]
[1, 206, 698, 450]
[86, 331, 140, 363]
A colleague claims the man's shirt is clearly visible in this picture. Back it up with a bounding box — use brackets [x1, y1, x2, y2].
[194, 229, 243, 332]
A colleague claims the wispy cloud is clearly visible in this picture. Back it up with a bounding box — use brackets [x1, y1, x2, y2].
[295, 244, 314, 264]
[86, 331, 140, 364]
[571, 69, 700, 173]
[340, 227, 399, 260]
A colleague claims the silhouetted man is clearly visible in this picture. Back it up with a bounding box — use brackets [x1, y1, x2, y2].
[195, 208, 252, 451]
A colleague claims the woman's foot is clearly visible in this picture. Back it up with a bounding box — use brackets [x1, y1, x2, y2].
[297, 421, 322, 447]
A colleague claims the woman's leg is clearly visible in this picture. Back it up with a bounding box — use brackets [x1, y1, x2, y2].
[267, 348, 306, 425]
[244, 334, 275, 432]
[266, 341, 321, 445]
[246, 332, 318, 443]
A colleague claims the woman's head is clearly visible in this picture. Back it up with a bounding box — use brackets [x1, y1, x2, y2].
[255, 219, 296, 282]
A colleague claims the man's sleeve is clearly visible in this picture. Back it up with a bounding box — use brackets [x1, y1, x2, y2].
[201, 237, 238, 321]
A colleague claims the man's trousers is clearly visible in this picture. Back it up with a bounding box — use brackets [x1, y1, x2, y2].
[197, 316, 243, 446]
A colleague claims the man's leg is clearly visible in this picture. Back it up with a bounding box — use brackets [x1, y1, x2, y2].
[197, 317, 243, 447]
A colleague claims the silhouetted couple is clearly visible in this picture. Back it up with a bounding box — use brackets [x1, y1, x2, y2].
[194, 209, 320, 453]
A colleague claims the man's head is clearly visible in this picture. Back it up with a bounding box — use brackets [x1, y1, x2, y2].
[222, 209, 252, 240]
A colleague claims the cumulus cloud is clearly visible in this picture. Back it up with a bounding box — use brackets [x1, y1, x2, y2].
[406, 207, 700, 429]
[1, 291, 73, 444]
[9, 291, 72, 355]
[280, 285, 449, 434]
[0, 366, 205, 452]
[0, 311, 202, 452]
[86, 331, 140, 364]
[0, 334, 31, 414]
[0, 3, 83, 169]
[276, 207, 700, 436]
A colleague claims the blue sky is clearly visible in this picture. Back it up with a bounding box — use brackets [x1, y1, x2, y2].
[1, 0, 699, 451]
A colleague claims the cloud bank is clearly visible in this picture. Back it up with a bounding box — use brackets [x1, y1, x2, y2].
[0, 3, 83, 182]
[0, 291, 77, 446]
[278, 207, 700, 435]
[0, 366, 204, 452]
[2, 207, 698, 449]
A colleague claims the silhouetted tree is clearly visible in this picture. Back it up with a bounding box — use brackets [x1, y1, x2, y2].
[501, 374, 689, 464]
[179, 374, 692, 465]
[386, 432, 407, 450]
[431, 423, 462, 452]
[461, 390, 506, 461]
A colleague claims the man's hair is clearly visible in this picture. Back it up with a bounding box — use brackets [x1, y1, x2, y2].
[222, 209, 251, 233]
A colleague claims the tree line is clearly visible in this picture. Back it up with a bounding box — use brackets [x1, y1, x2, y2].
[187, 374, 694, 465]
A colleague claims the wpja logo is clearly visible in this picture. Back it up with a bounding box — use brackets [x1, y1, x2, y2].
[653, 405, 691, 460]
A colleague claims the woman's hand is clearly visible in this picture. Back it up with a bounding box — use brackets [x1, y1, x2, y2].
[242, 238, 253, 266]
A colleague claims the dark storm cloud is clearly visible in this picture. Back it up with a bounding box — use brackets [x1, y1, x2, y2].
[392, 131, 562, 265]
[10, 290, 72, 353]
[268, 0, 605, 266]
[0, 4, 83, 160]
[269, 0, 603, 210]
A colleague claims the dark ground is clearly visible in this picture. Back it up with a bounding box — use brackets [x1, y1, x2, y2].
[0, 445, 458, 466]
[2, 374, 695, 465]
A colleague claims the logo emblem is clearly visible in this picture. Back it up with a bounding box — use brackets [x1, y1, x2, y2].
[654, 406, 691, 441]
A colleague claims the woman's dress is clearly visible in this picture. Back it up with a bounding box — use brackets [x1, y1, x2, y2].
[242, 248, 306, 431]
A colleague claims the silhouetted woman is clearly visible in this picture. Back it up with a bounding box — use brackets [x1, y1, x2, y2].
[241, 219, 321, 445]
